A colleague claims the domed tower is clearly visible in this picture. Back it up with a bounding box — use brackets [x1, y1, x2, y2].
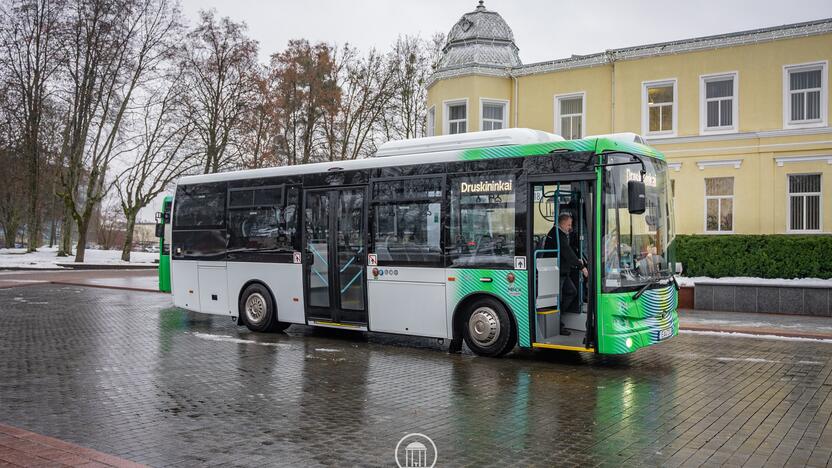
[435, 1, 521, 73]
[427, 1, 520, 136]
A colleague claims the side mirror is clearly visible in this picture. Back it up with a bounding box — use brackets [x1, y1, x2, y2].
[627, 180, 646, 214]
[674, 262, 683, 275]
[155, 223, 164, 238]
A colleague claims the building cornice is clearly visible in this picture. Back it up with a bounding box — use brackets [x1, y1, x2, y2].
[647, 126, 832, 146]
[775, 155, 832, 166]
[428, 18, 832, 86]
[427, 65, 511, 89]
[697, 159, 743, 170]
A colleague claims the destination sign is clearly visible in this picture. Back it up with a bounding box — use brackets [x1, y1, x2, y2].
[460, 179, 513, 194]
[626, 168, 657, 188]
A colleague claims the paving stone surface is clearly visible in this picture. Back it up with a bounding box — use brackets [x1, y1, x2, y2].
[0, 270, 158, 292]
[2, 285, 832, 467]
[0, 422, 145, 467]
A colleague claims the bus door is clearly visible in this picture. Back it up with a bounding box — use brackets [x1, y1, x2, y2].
[529, 179, 596, 350]
[303, 187, 368, 325]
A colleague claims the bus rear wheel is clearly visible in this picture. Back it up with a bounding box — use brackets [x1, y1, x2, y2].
[462, 297, 515, 357]
[240, 284, 289, 332]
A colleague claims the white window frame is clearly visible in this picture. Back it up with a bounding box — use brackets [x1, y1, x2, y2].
[703, 177, 734, 234]
[554, 92, 586, 140]
[782, 61, 828, 129]
[786, 173, 823, 233]
[642, 78, 678, 138]
[699, 72, 738, 135]
[479, 98, 509, 132]
[426, 106, 435, 137]
[443, 98, 468, 135]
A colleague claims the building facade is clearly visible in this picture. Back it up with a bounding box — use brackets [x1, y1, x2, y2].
[426, 2, 832, 235]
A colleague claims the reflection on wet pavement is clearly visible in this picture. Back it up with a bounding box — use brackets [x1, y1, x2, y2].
[0, 269, 158, 291]
[1, 285, 832, 467]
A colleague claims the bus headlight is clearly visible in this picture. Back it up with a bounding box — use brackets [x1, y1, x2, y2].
[625, 337, 633, 348]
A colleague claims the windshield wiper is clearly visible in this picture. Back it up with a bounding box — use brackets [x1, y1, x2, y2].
[632, 278, 668, 300]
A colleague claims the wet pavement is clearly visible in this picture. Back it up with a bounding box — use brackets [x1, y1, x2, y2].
[0, 269, 158, 292]
[3, 285, 832, 467]
[680, 309, 832, 340]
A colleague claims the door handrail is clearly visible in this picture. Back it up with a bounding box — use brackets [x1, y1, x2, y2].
[309, 244, 328, 266]
[341, 270, 363, 294]
[313, 268, 329, 286]
[339, 246, 364, 273]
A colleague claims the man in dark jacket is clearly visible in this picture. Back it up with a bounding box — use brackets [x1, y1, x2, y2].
[543, 212, 588, 334]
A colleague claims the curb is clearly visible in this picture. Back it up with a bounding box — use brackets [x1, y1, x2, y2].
[48, 281, 166, 294]
[680, 323, 832, 341]
[55, 263, 158, 270]
[0, 267, 69, 271]
[1, 265, 157, 271]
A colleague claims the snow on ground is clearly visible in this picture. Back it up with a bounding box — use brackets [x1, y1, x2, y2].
[676, 276, 832, 288]
[0, 246, 157, 269]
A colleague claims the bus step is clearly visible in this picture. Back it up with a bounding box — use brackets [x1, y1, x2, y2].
[536, 308, 559, 315]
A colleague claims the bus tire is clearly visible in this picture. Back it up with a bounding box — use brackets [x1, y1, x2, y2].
[240, 283, 280, 333]
[462, 297, 516, 357]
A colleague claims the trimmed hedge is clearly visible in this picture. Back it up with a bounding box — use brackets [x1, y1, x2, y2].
[674, 235, 832, 279]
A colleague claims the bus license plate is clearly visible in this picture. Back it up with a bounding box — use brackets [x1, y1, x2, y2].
[658, 327, 673, 340]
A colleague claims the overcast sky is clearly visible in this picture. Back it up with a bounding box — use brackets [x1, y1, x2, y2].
[179, 0, 832, 65]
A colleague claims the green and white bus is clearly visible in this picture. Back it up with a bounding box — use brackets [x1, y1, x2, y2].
[156, 129, 678, 356]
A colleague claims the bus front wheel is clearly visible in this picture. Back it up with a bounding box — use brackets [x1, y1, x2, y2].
[240, 284, 289, 333]
[462, 297, 515, 357]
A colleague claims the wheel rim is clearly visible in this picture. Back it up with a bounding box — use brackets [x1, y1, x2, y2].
[245, 292, 267, 324]
[468, 306, 501, 347]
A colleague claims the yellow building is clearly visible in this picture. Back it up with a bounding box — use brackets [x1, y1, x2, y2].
[427, 2, 832, 235]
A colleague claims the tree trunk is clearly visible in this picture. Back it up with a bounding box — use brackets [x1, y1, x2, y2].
[120, 214, 136, 262]
[26, 185, 39, 252]
[58, 210, 73, 256]
[3, 223, 18, 248]
[74, 217, 89, 263]
[48, 179, 58, 248]
[48, 217, 56, 248]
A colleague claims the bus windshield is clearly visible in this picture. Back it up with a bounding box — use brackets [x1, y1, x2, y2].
[602, 153, 675, 291]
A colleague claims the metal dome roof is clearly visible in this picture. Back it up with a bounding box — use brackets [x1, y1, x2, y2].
[436, 1, 521, 72]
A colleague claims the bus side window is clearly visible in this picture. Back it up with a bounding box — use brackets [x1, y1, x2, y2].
[227, 185, 297, 256]
[370, 177, 443, 267]
[448, 173, 517, 268]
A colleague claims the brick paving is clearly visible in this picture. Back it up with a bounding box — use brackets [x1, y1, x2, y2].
[2, 284, 832, 466]
[0, 423, 145, 467]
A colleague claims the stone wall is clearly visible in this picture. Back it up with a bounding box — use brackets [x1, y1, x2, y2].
[694, 282, 832, 316]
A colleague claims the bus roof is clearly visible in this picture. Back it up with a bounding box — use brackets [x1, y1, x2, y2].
[177, 129, 665, 186]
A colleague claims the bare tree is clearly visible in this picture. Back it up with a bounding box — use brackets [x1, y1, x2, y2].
[0, 148, 25, 247]
[56, 0, 181, 262]
[271, 39, 339, 165]
[322, 45, 396, 161]
[237, 66, 280, 169]
[0, 0, 62, 251]
[94, 200, 123, 250]
[116, 70, 196, 261]
[384, 34, 444, 140]
[0, 78, 23, 247]
[180, 10, 258, 174]
[0, 103, 24, 247]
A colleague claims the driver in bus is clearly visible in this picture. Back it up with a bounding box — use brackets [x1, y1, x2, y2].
[637, 242, 665, 276]
[543, 212, 588, 335]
